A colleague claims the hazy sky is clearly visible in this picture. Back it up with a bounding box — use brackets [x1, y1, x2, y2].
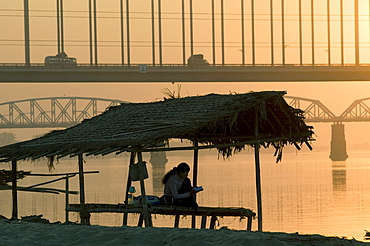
[1, 1, 370, 150]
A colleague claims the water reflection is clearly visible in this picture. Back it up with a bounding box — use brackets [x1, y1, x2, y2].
[149, 151, 168, 196]
[332, 161, 346, 194]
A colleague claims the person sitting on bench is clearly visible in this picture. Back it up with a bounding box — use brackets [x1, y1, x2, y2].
[161, 162, 202, 209]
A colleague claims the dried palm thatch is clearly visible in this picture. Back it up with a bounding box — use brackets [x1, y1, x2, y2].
[0, 91, 314, 164]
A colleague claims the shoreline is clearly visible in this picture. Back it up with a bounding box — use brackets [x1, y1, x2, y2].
[1, 219, 369, 245]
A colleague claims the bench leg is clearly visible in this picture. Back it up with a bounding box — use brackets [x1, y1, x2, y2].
[247, 216, 252, 231]
[137, 214, 144, 227]
[200, 215, 207, 229]
[191, 215, 196, 228]
[123, 212, 128, 226]
[209, 216, 217, 229]
[174, 215, 180, 228]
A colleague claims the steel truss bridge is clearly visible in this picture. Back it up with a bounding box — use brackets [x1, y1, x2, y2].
[286, 96, 370, 123]
[0, 97, 125, 129]
[0, 96, 367, 129]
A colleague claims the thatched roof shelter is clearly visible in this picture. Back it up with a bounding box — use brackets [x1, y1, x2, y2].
[0, 91, 313, 162]
[0, 91, 314, 230]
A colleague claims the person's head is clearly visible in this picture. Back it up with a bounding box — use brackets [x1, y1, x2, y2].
[162, 162, 191, 184]
[176, 162, 190, 179]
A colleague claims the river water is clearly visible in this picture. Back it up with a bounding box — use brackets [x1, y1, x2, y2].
[1, 147, 370, 241]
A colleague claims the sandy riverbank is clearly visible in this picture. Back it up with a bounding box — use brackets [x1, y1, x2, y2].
[0, 219, 369, 246]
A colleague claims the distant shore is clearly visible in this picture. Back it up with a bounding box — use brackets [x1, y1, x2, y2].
[1, 220, 368, 246]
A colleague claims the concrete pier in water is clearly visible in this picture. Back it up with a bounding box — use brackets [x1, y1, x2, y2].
[329, 123, 348, 161]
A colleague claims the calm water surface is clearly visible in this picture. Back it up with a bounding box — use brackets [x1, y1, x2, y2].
[1, 148, 370, 241]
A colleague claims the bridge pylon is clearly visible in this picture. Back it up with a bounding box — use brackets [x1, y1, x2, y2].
[329, 122, 348, 161]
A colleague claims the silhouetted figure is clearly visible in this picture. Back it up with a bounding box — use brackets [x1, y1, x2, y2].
[161, 162, 202, 209]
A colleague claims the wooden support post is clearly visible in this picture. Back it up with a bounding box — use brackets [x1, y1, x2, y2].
[210, 216, 217, 229]
[174, 214, 180, 228]
[200, 215, 207, 229]
[137, 151, 152, 227]
[137, 214, 144, 227]
[11, 160, 18, 220]
[78, 154, 89, 225]
[65, 174, 69, 223]
[192, 141, 199, 228]
[247, 216, 252, 231]
[254, 108, 262, 231]
[123, 152, 135, 226]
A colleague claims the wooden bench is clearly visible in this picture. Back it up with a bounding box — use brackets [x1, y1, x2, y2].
[67, 203, 256, 230]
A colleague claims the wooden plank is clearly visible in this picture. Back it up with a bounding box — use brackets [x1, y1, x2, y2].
[68, 204, 255, 218]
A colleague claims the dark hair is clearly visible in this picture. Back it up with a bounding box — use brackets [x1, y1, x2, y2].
[162, 162, 190, 184]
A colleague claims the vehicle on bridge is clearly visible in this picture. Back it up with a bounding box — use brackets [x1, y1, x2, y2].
[187, 54, 209, 68]
[44, 52, 77, 68]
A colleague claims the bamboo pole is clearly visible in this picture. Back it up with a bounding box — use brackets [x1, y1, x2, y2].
[26, 171, 98, 176]
[127, 136, 289, 153]
[254, 108, 262, 231]
[137, 151, 152, 227]
[210, 216, 217, 229]
[191, 141, 199, 228]
[24, 175, 75, 189]
[78, 154, 89, 224]
[65, 174, 69, 223]
[123, 152, 135, 226]
[11, 160, 18, 220]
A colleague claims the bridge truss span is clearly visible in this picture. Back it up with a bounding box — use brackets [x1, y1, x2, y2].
[339, 97, 370, 122]
[284, 96, 337, 123]
[0, 97, 125, 129]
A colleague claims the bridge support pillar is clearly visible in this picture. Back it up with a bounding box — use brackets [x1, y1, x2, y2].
[329, 122, 348, 161]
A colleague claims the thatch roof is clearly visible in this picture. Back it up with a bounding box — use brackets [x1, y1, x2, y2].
[0, 91, 314, 163]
